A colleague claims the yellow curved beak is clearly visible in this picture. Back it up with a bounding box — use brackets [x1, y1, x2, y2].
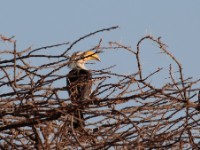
[84, 51, 101, 62]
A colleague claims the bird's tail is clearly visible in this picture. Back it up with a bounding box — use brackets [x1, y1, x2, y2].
[73, 109, 85, 129]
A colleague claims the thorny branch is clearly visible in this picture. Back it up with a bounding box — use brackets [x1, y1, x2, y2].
[0, 29, 200, 149]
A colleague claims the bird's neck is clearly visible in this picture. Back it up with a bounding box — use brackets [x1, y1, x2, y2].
[68, 61, 88, 70]
[77, 61, 88, 70]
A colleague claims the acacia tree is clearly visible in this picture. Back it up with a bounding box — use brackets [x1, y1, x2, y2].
[0, 27, 200, 149]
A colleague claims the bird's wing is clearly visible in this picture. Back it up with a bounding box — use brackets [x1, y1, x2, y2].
[67, 69, 92, 102]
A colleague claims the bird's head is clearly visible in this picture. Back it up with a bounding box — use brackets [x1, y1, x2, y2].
[68, 51, 101, 70]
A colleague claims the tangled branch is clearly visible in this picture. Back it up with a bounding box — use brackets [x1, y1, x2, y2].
[0, 28, 199, 149]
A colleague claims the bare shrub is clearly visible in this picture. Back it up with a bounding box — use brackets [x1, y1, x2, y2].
[0, 27, 199, 149]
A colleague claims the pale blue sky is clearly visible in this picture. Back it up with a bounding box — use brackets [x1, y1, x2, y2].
[1, 1, 200, 87]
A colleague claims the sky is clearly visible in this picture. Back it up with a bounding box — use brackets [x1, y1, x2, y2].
[0, 1, 200, 88]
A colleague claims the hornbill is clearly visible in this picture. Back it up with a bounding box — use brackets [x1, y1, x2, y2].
[66, 51, 100, 128]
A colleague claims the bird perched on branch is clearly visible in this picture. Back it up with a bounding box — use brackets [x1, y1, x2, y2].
[67, 51, 100, 129]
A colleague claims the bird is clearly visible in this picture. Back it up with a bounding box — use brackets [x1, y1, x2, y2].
[66, 51, 100, 129]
